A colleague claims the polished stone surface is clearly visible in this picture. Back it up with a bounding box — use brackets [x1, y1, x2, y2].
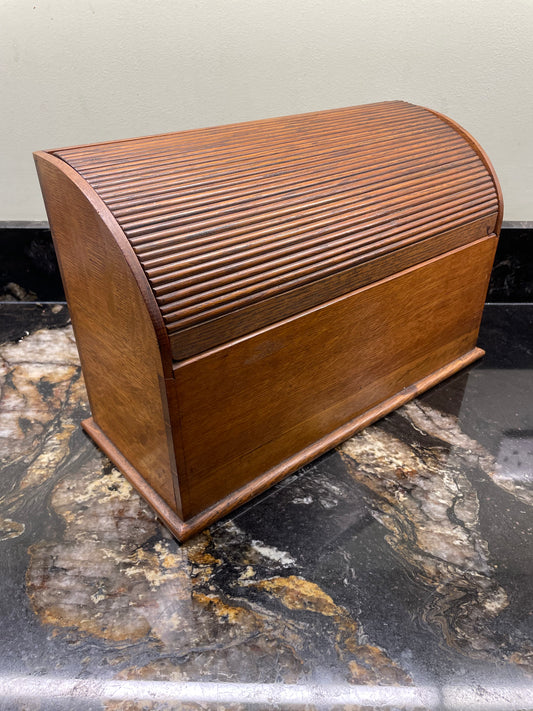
[0, 303, 532, 710]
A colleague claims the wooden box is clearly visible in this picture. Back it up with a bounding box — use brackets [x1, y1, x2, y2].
[34, 101, 502, 541]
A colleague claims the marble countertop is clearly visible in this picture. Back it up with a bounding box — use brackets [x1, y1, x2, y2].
[0, 303, 532, 710]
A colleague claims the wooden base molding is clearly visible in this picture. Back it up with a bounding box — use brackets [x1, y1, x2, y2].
[82, 346, 483, 542]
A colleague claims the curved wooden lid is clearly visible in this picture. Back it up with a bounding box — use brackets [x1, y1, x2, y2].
[52, 101, 501, 360]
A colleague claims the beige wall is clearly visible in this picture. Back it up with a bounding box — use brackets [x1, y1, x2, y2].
[1, 0, 531, 221]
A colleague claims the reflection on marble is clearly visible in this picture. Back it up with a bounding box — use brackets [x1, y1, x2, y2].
[488, 227, 533, 303]
[494, 432, 533, 507]
[0, 228, 63, 302]
[1, 304, 532, 709]
[339, 402, 531, 668]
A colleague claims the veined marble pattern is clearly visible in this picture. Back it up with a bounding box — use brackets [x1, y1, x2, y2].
[0, 303, 532, 710]
[339, 402, 531, 668]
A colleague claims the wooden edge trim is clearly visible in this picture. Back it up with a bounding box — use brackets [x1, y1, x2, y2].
[175, 235, 494, 369]
[424, 108, 504, 233]
[81, 417, 186, 535]
[83, 347, 484, 542]
[33, 150, 174, 379]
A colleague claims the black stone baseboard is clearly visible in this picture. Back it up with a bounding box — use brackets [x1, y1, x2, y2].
[1, 222, 532, 303]
[0, 225, 62, 302]
[487, 223, 533, 302]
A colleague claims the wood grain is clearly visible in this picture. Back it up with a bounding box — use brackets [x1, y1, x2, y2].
[173, 236, 497, 517]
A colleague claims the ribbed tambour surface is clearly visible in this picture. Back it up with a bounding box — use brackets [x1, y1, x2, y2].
[54, 101, 498, 353]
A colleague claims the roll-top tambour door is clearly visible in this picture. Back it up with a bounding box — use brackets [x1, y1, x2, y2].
[53, 101, 499, 359]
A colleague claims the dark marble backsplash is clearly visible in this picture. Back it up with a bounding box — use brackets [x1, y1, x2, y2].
[0, 226, 63, 302]
[488, 225, 533, 302]
[1, 225, 532, 303]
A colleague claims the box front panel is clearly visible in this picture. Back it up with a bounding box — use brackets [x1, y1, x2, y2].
[173, 235, 497, 518]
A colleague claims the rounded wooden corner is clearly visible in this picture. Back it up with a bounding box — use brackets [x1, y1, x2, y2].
[34, 150, 174, 376]
[423, 107, 504, 234]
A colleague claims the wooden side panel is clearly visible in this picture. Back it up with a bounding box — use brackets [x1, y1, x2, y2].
[34, 152, 181, 516]
[174, 236, 497, 518]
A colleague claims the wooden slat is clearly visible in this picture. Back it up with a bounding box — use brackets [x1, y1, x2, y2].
[78, 115, 444, 179]
[159, 200, 498, 326]
[141, 176, 491, 272]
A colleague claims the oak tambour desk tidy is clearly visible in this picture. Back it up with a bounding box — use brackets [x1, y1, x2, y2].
[34, 101, 503, 541]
